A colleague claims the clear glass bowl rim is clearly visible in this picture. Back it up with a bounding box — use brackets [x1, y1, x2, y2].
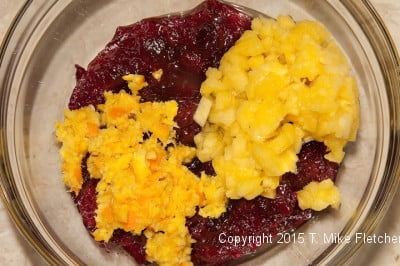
[0, 0, 399, 265]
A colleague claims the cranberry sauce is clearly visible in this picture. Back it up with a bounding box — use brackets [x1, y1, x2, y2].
[69, 1, 339, 265]
[69, 0, 251, 146]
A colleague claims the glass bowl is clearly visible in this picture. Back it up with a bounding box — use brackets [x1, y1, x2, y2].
[0, 0, 399, 265]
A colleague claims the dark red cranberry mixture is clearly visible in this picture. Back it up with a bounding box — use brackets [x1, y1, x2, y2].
[70, 1, 339, 265]
[69, 0, 251, 146]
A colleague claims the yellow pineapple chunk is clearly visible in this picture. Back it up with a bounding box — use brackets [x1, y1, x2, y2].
[248, 54, 265, 69]
[231, 30, 264, 57]
[193, 97, 213, 127]
[194, 128, 224, 162]
[236, 101, 285, 141]
[297, 179, 341, 211]
[209, 107, 236, 127]
[277, 15, 296, 30]
[290, 36, 323, 81]
[252, 143, 298, 176]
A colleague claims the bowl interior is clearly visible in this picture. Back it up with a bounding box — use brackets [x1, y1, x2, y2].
[6, 0, 388, 264]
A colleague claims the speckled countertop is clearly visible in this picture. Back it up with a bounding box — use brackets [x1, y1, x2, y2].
[1, 0, 399, 265]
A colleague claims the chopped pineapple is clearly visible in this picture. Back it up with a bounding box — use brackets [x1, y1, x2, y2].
[193, 97, 213, 127]
[194, 125, 224, 162]
[194, 15, 359, 211]
[297, 179, 341, 211]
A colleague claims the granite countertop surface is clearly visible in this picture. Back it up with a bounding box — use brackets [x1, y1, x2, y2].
[1, 0, 399, 265]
